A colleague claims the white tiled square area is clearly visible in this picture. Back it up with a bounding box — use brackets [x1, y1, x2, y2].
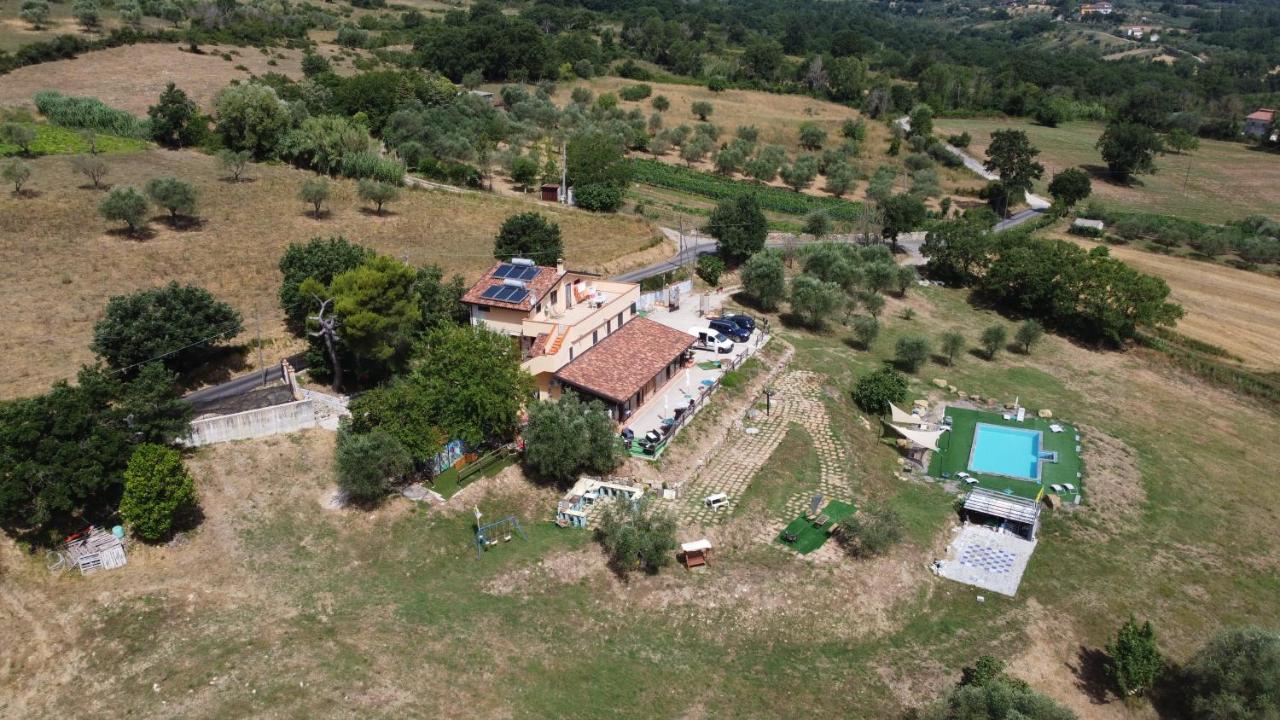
[936, 524, 1037, 597]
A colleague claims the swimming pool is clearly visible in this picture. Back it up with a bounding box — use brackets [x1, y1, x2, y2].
[968, 423, 1043, 481]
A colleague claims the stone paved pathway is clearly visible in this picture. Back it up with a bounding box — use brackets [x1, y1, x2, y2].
[672, 370, 853, 530]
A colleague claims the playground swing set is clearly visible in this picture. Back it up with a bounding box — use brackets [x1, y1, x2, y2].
[474, 508, 527, 557]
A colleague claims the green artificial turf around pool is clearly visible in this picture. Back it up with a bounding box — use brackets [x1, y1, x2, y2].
[777, 500, 857, 554]
[927, 406, 1083, 502]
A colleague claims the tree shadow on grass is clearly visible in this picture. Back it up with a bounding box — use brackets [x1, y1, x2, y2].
[180, 346, 249, 389]
[10, 189, 42, 199]
[1070, 645, 1114, 705]
[217, 176, 257, 184]
[302, 209, 332, 221]
[105, 226, 158, 241]
[358, 207, 397, 218]
[843, 337, 872, 352]
[151, 215, 207, 232]
[76, 183, 112, 191]
[1082, 164, 1142, 188]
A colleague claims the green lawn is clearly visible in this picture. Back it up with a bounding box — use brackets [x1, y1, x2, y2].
[738, 422, 823, 517]
[934, 117, 1280, 224]
[777, 500, 856, 554]
[430, 452, 517, 499]
[0, 123, 149, 157]
[928, 406, 1083, 502]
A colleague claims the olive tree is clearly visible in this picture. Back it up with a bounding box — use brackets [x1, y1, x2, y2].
[71, 154, 109, 188]
[357, 179, 400, 215]
[144, 176, 198, 225]
[99, 186, 149, 235]
[300, 177, 330, 218]
[595, 496, 677, 575]
[2, 158, 31, 194]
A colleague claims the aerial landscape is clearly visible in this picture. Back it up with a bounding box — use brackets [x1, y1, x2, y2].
[0, 0, 1277, 717]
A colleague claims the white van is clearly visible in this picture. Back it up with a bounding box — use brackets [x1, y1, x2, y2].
[704, 492, 729, 510]
[690, 327, 734, 354]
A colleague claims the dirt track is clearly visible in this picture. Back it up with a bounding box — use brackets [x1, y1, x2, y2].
[1068, 238, 1280, 370]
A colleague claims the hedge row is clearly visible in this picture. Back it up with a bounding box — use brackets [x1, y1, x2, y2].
[628, 158, 866, 221]
[34, 91, 150, 139]
[0, 29, 181, 76]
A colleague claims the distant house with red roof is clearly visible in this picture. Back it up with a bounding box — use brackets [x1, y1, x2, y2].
[553, 316, 695, 422]
[1244, 108, 1276, 140]
[462, 258, 641, 399]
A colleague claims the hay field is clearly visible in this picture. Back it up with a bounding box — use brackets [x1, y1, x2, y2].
[934, 117, 1280, 223]
[1061, 233, 1280, 370]
[0, 149, 660, 399]
[0, 43, 307, 114]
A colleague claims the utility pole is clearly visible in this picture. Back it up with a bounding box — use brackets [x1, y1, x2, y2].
[255, 306, 266, 387]
[682, 215, 694, 283]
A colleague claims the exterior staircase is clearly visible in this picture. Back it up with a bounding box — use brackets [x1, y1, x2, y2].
[546, 325, 569, 355]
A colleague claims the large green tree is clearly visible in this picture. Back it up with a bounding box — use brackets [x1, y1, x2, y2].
[789, 275, 843, 329]
[92, 282, 243, 374]
[740, 251, 786, 311]
[346, 377, 446, 464]
[1047, 167, 1092, 208]
[0, 366, 189, 539]
[522, 392, 622, 484]
[566, 128, 629, 211]
[984, 129, 1044, 216]
[1181, 628, 1280, 719]
[214, 83, 292, 159]
[411, 324, 531, 446]
[144, 177, 198, 225]
[119, 443, 196, 542]
[851, 365, 907, 415]
[880, 193, 927, 251]
[1096, 122, 1163, 183]
[921, 215, 995, 285]
[334, 427, 412, 506]
[148, 82, 203, 148]
[278, 236, 374, 332]
[330, 255, 422, 376]
[493, 212, 564, 263]
[705, 194, 767, 265]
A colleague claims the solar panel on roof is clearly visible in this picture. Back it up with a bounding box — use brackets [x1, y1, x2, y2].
[515, 265, 540, 281]
[493, 263, 516, 279]
[480, 286, 506, 300]
[505, 288, 529, 303]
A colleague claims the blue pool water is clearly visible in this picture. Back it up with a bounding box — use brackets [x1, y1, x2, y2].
[969, 424, 1042, 481]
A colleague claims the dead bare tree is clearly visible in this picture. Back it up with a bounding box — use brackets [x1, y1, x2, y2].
[308, 296, 343, 392]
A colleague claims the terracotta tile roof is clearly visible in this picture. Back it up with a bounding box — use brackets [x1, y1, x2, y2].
[461, 262, 561, 312]
[554, 317, 694, 404]
[1246, 108, 1275, 122]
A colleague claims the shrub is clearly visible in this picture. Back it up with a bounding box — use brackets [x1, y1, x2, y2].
[619, 83, 652, 101]
[940, 330, 965, 365]
[300, 177, 330, 218]
[837, 502, 903, 558]
[595, 496, 677, 575]
[798, 121, 826, 150]
[92, 282, 243, 373]
[216, 149, 250, 182]
[2, 158, 31, 193]
[1, 123, 37, 154]
[895, 334, 931, 372]
[691, 100, 713, 121]
[574, 183, 624, 212]
[651, 95, 670, 112]
[118, 443, 196, 542]
[947, 131, 971, 148]
[335, 427, 411, 506]
[852, 365, 907, 415]
[980, 324, 1008, 360]
[696, 254, 725, 286]
[99, 185, 149, 234]
[34, 91, 149, 138]
[1105, 617, 1162, 697]
[904, 152, 935, 171]
[1015, 319, 1044, 354]
[851, 315, 879, 349]
[337, 151, 405, 184]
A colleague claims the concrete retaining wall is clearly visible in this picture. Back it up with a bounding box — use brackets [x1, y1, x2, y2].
[183, 399, 330, 447]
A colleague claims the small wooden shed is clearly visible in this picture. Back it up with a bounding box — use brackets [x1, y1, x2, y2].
[680, 538, 713, 569]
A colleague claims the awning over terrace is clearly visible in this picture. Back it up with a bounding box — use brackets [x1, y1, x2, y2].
[963, 488, 1041, 526]
[889, 402, 923, 426]
[886, 423, 944, 451]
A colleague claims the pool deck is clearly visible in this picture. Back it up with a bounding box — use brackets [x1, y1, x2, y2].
[928, 406, 1083, 503]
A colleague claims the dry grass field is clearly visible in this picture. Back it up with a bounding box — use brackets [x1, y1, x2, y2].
[0, 43, 308, 114]
[934, 117, 1280, 223]
[1050, 228, 1280, 370]
[0, 149, 661, 399]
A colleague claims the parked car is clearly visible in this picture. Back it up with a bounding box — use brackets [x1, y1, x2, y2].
[689, 327, 734, 354]
[722, 314, 756, 333]
[704, 492, 729, 510]
[709, 318, 750, 343]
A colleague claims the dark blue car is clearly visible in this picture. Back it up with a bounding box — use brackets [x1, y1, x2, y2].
[709, 318, 750, 342]
[723, 314, 756, 333]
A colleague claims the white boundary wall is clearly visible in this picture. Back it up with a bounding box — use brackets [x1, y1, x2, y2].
[182, 399, 339, 447]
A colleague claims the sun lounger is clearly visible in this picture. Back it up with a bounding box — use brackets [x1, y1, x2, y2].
[957, 471, 970, 478]
[964, 477, 979, 485]
[1050, 484, 1065, 493]
[1075, 445, 1082, 453]
[1064, 483, 1076, 492]
[1050, 423, 1064, 433]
